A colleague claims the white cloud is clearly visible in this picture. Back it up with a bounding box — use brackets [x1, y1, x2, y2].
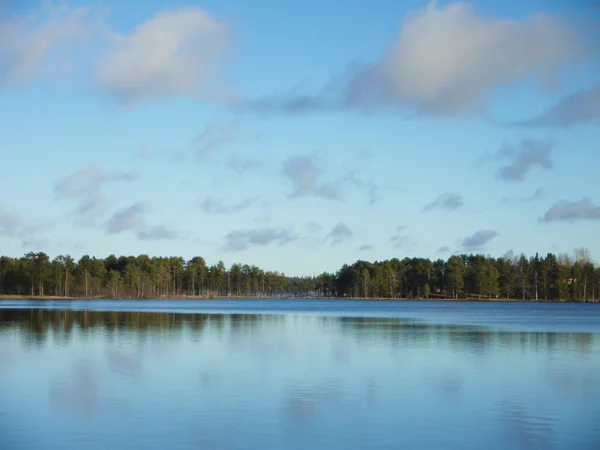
[461, 229, 499, 250]
[97, 8, 233, 103]
[423, 192, 464, 211]
[542, 197, 600, 223]
[254, 2, 585, 117]
[106, 202, 177, 240]
[106, 202, 146, 234]
[223, 228, 297, 251]
[484, 138, 555, 181]
[348, 2, 582, 114]
[0, 4, 234, 103]
[54, 164, 137, 218]
[0, 2, 104, 86]
[0, 205, 30, 237]
[325, 223, 353, 245]
[281, 155, 342, 200]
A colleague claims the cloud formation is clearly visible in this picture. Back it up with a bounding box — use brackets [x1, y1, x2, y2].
[55, 165, 137, 219]
[461, 229, 499, 250]
[485, 139, 554, 181]
[139, 119, 238, 162]
[437, 246, 451, 254]
[390, 226, 407, 249]
[192, 119, 238, 157]
[223, 227, 297, 251]
[200, 197, 257, 214]
[249, 2, 583, 116]
[281, 155, 341, 200]
[0, 205, 49, 248]
[21, 238, 50, 250]
[105, 202, 176, 240]
[96, 8, 232, 104]
[137, 146, 185, 163]
[106, 202, 146, 234]
[358, 244, 373, 252]
[0, 3, 103, 86]
[0, 205, 31, 237]
[137, 225, 177, 241]
[541, 197, 600, 223]
[501, 188, 544, 203]
[227, 158, 264, 175]
[0, 4, 233, 103]
[305, 221, 323, 234]
[515, 84, 600, 127]
[326, 223, 353, 245]
[342, 172, 387, 206]
[423, 192, 464, 211]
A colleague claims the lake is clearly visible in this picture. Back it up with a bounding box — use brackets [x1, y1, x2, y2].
[1, 299, 599, 449]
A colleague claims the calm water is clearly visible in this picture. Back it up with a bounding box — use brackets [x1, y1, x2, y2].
[1, 300, 599, 450]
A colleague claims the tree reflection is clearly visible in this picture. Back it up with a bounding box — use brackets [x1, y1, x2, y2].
[335, 317, 598, 354]
[0, 309, 598, 355]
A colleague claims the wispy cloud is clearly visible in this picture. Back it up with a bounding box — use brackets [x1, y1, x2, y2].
[281, 155, 342, 200]
[227, 158, 264, 175]
[137, 225, 177, 241]
[245, 2, 584, 117]
[390, 226, 407, 249]
[105, 202, 177, 240]
[106, 202, 146, 234]
[358, 244, 373, 252]
[280, 155, 396, 205]
[0, 205, 32, 237]
[483, 138, 554, 181]
[55, 165, 137, 220]
[325, 223, 353, 245]
[423, 192, 464, 211]
[514, 84, 600, 127]
[437, 246, 451, 254]
[222, 227, 297, 251]
[541, 197, 600, 223]
[21, 238, 50, 250]
[138, 119, 238, 162]
[501, 188, 544, 203]
[461, 229, 499, 250]
[137, 146, 185, 162]
[342, 172, 390, 206]
[0, 2, 106, 87]
[305, 221, 323, 234]
[192, 119, 238, 158]
[0, 204, 50, 248]
[200, 197, 258, 214]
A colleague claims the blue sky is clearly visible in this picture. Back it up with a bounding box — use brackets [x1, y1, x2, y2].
[0, 0, 599, 275]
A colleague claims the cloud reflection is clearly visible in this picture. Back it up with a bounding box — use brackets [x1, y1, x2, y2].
[49, 362, 99, 418]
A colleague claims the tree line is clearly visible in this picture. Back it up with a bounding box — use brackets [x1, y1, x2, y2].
[0, 248, 598, 301]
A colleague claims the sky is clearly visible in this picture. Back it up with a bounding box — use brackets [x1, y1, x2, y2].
[0, 0, 599, 275]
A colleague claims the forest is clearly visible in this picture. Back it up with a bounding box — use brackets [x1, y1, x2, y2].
[0, 248, 598, 302]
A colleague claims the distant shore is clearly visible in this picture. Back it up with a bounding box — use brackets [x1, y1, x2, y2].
[1, 294, 597, 302]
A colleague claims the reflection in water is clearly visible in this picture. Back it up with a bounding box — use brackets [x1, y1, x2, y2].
[499, 399, 555, 450]
[1, 310, 597, 354]
[106, 348, 142, 378]
[0, 307, 599, 450]
[285, 380, 343, 424]
[49, 361, 99, 418]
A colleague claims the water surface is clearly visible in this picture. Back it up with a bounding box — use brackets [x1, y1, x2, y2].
[1, 300, 599, 449]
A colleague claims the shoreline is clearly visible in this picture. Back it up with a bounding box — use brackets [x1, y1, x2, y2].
[0, 294, 596, 303]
